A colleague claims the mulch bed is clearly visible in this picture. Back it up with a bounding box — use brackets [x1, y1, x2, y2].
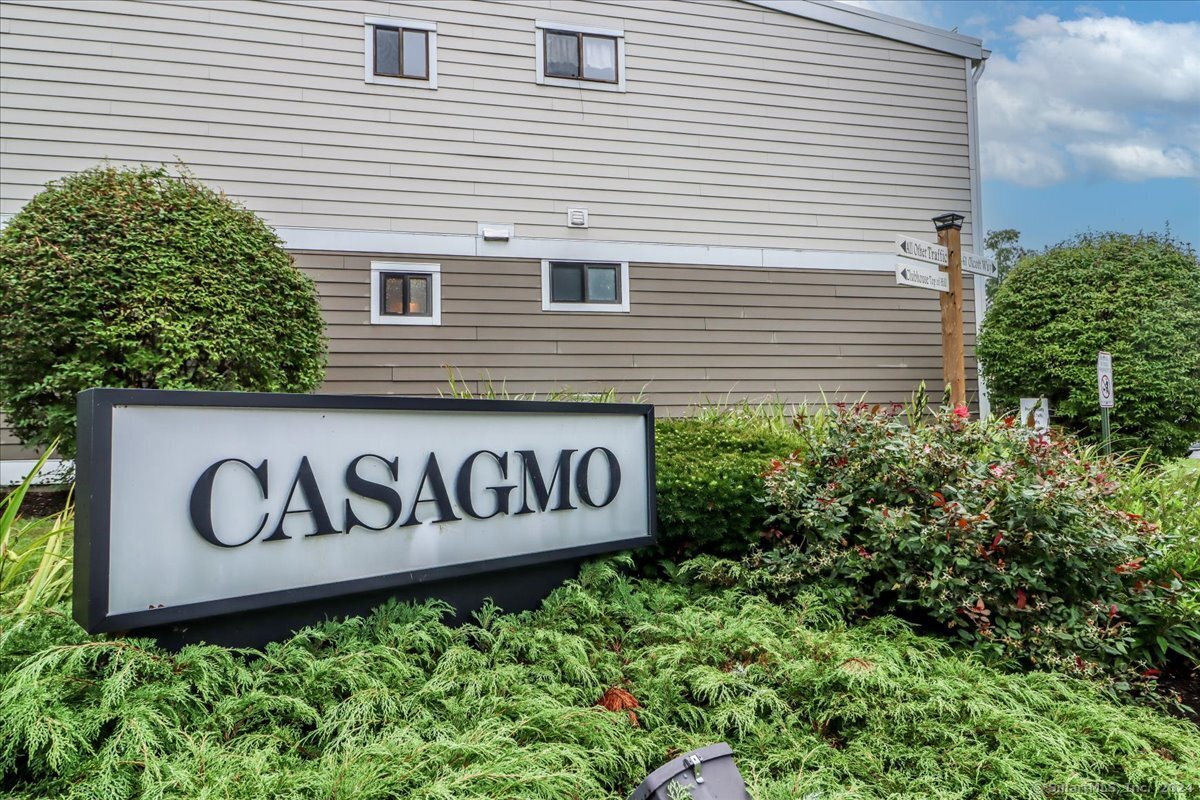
[0, 487, 70, 518]
[1159, 660, 1200, 727]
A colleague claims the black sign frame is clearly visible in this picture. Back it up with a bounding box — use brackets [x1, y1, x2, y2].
[74, 389, 657, 635]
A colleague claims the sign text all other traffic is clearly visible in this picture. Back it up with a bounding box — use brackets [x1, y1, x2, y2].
[895, 234, 949, 266]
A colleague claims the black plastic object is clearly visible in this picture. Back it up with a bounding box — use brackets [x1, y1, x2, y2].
[627, 742, 751, 800]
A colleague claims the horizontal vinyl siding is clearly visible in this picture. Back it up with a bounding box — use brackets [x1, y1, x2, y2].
[0, 253, 979, 455]
[0, 0, 976, 251]
[0, 412, 41, 463]
[298, 253, 978, 412]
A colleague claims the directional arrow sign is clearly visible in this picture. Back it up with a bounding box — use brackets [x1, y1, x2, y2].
[896, 262, 949, 292]
[895, 234, 948, 266]
[963, 251, 998, 278]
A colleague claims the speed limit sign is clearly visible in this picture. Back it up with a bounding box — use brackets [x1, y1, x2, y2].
[1097, 351, 1114, 408]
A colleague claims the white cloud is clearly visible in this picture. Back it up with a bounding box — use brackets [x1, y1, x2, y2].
[1067, 142, 1200, 182]
[979, 14, 1200, 185]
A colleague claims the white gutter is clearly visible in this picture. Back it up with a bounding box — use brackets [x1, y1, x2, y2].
[966, 55, 990, 418]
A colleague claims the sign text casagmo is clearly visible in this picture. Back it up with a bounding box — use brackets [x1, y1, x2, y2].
[74, 390, 655, 633]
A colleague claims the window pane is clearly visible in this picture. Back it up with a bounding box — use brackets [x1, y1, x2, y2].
[545, 31, 579, 78]
[374, 27, 400, 76]
[551, 263, 584, 302]
[407, 275, 430, 316]
[382, 274, 407, 314]
[582, 35, 616, 81]
[586, 265, 618, 302]
[402, 29, 427, 78]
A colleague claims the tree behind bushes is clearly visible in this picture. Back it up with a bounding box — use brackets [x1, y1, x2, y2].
[0, 165, 327, 457]
[976, 232, 1200, 458]
[982, 228, 1032, 300]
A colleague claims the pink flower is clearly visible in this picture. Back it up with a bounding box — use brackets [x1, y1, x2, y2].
[988, 464, 1007, 478]
[953, 405, 970, 419]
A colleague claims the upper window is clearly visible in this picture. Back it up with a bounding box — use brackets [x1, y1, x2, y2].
[535, 21, 625, 92]
[542, 260, 630, 313]
[364, 16, 437, 89]
[370, 262, 441, 325]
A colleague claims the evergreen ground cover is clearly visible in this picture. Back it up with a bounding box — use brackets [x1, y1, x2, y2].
[2, 404, 1198, 798]
[2, 558, 1198, 800]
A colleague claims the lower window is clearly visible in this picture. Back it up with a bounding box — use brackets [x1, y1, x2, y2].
[370, 262, 441, 325]
[541, 260, 629, 313]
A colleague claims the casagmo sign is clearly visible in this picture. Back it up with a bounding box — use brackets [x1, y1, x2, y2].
[74, 390, 655, 633]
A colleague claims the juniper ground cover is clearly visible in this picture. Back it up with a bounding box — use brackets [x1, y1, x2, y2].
[1, 557, 1198, 799]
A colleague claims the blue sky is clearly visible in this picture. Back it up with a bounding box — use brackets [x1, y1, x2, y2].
[844, 1, 1200, 251]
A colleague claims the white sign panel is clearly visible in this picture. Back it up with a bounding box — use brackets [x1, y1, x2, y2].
[895, 234, 949, 266]
[1020, 397, 1051, 433]
[895, 262, 949, 292]
[1097, 351, 1114, 408]
[962, 252, 998, 278]
[74, 390, 654, 633]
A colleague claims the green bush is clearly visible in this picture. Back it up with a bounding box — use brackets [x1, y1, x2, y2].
[0, 164, 327, 457]
[976, 231, 1200, 459]
[654, 414, 801, 559]
[744, 403, 1195, 679]
[3, 559, 1198, 799]
[1112, 458, 1200, 662]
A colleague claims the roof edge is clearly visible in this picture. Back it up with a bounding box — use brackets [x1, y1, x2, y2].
[744, 0, 985, 60]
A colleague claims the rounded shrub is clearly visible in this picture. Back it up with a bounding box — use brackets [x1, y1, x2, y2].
[0, 165, 327, 457]
[976, 232, 1200, 459]
[753, 405, 1192, 679]
[654, 415, 802, 560]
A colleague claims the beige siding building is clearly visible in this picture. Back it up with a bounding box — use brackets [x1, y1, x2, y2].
[0, 0, 989, 476]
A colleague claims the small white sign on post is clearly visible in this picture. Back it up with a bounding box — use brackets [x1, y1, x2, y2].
[1097, 351, 1114, 408]
[1020, 397, 1050, 433]
[895, 262, 949, 292]
[962, 252, 998, 278]
[895, 234, 949, 266]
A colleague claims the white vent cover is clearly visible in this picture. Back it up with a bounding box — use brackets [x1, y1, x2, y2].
[566, 208, 589, 228]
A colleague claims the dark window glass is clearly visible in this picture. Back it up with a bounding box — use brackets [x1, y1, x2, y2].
[375, 27, 401, 76]
[550, 262, 621, 305]
[373, 26, 428, 80]
[402, 29, 428, 78]
[380, 273, 432, 316]
[407, 274, 430, 315]
[586, 264, 618, 302]
[382, 273, 407, 314]
[581, 35, 617, 81]
[551, 263, 584, 302]
[545, 30, 580, 78]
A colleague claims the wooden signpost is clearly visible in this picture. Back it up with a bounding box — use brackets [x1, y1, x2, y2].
[933, 213, 967, 408]
[895, 215, 969, 409]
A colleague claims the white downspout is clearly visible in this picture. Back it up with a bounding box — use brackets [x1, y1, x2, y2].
[966, 54, 990, 417]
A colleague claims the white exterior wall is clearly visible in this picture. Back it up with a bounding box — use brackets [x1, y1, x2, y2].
[0, 0, 975, 251]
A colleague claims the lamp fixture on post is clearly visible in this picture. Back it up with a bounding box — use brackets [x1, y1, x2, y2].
[932, 212, 965, 232]
[932, 212, 967, 410]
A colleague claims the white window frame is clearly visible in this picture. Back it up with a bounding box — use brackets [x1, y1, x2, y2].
[541, 260, 630, 313]
[364, 16, 438, 89]
[534, 20, 626, 93]
[370, 262, 442, 325]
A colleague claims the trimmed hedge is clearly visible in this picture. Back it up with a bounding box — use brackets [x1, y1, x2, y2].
[0, 165, 327, 457]
[976, 232, 1200, 459]
[654, 416, 801, 559]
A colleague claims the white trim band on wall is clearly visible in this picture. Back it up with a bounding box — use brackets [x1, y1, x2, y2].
[1, 459, 70, 486]
[277, 227, 899, 273]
